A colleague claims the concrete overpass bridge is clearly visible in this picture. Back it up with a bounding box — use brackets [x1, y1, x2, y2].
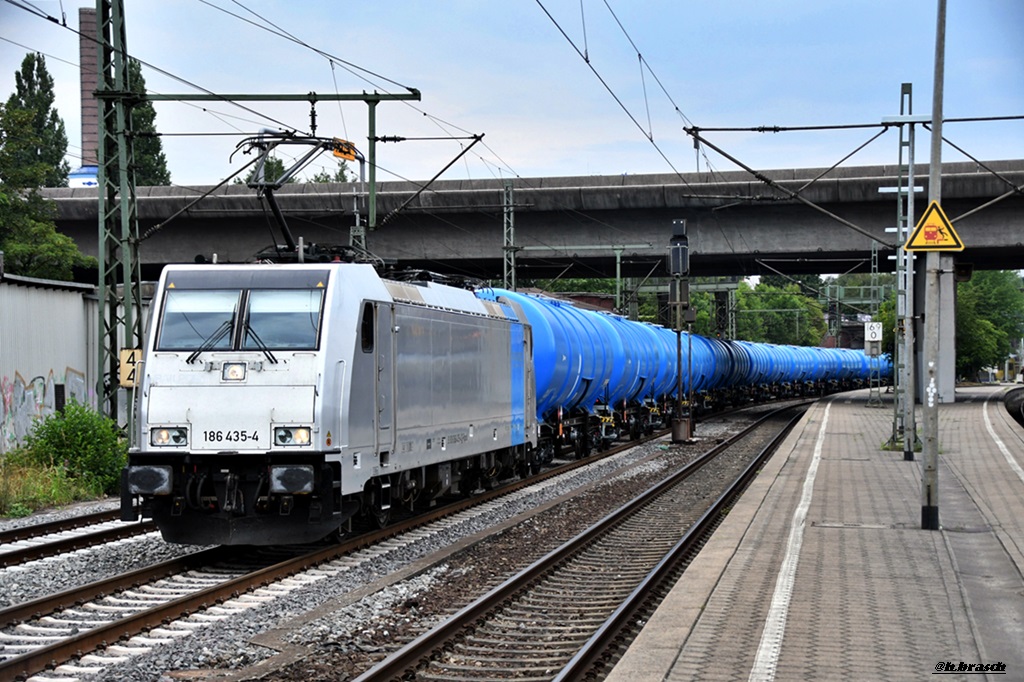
[47, 159, 1024, 283]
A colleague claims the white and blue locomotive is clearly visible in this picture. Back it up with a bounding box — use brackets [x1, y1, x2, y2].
[121, 263, 890, 545]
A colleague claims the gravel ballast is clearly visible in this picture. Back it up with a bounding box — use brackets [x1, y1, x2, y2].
[2, 414, 761, 681]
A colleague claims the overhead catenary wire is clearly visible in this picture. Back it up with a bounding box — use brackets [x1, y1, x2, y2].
[690, 114, 1024, 227]
[534, 0, 694, 187]
[794, 128, 890, 194]
[685, 113, 1024, 134]
[15, 0, 986, 287]
[0, 33, 288, 162]
[187, 1, 532, 193]
[138, 154, 261, 242]
[599, 0, 696, 130]
[686, 127, 897, 249]
[0, 35, 77, 67]
[194, 0, 526, 186]
[2, 2, 401, 187]
[923, 124, 1024, 200]
[197, 0, 418, 95]
[3, 0, 695, 258]
[2, 0, 306, 135]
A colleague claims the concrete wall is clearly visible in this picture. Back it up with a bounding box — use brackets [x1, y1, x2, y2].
[0, 274, 98, 453]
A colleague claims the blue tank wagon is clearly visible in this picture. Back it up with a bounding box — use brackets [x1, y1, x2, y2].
[122, 264, 891, 545]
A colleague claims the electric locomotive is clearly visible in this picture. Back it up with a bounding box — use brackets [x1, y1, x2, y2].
[122, 263, 538, 544]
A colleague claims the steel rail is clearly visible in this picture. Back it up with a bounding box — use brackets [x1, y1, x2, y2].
[351, 402, 810, 681]
[0, 546, 231, 629]
[0, 520, 156, 567]
[0, 425, 672, 681]
[0, 509, 124, 544]
[555, 408, 807, 680]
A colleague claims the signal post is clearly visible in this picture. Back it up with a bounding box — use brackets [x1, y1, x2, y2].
[670, 223, 696, 443]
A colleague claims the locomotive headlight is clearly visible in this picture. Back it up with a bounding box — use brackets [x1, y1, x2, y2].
[274, 426, 312, 446]
[151, 427, 188, 447]
[222, 362, 247, 381]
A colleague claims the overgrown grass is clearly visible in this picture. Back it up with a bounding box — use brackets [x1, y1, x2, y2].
[0, 457, 101, 517]
[0, 401, 127, 517]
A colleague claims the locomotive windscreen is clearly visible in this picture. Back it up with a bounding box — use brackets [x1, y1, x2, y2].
[158, 289, 239, 350]
[156, 269, 328, 351]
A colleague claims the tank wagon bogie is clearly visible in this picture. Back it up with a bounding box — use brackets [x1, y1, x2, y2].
[122, 263, 892, 546]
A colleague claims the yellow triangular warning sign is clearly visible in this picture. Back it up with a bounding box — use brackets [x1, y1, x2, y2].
[905, 201, 964, 251]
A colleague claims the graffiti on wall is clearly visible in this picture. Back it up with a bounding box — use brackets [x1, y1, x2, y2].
[0, 368, 89, 454]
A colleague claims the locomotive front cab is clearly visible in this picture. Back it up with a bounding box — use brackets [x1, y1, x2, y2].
[122, 266, 343, 545]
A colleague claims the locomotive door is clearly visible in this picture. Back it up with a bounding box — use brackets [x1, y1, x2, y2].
[374, 302, 396, 457]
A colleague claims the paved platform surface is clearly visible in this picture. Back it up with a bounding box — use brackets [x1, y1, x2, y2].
[607, 386, 1024, 682]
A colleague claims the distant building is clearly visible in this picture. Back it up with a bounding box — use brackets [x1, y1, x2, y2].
[69, 164, 98, 188]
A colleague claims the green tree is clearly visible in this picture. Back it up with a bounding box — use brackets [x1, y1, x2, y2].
[5, 53, 69, 187]
[0, 103, 95, 279]
[309, 160, 354, 183]
[235, 156, 352, 186]
[759, 273, 824, 297]
[125, 59, 170, 186]
[735, 282, 826, 346]
[955, 270, 1024, 378]
[956, 286, 1002, 379]
[683, 289, 715, 336]
[832, 272, 897, 288]
[875, 290, 898, 360]
[234, 155, 296, 186]
[542, 277, 616, 294]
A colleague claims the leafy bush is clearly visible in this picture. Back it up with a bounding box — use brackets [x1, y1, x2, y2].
[19, 401, 128, 495]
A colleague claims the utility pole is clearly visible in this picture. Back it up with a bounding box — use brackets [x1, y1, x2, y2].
[503, 180, 517, 290]
[882, 83, 923, 460]
[96, 0, 419, 428]
[922, 0, 947, 531]
[95, 0, 143, 435]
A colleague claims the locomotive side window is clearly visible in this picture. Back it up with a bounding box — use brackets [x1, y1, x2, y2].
[360, 302, 374, 353]
[157, 290, 239, 350]
[244, 290, 324, 350]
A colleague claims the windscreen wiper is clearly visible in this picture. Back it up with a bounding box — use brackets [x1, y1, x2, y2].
[185, 319, 233, 364]
[244, 322, 279, 365]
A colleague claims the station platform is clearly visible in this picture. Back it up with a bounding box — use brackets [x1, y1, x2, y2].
[607, 385, 1024, 681]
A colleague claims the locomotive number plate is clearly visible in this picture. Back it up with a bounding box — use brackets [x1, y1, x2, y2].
[203, 429, 260, 443]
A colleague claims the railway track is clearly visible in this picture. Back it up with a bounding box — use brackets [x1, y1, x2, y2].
[352, 403, 807, 681]
[0, 418, 689, 681]
[0, 509, 155, 567]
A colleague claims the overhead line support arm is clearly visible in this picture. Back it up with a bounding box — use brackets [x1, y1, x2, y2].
[144, 91, 421, 231]
[684, 128, 896, 249]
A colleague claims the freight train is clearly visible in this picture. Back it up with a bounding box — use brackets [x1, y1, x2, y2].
[121, 263, 890, 545]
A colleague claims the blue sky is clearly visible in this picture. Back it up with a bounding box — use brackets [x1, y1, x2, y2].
[1, 1, 1021, 187]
